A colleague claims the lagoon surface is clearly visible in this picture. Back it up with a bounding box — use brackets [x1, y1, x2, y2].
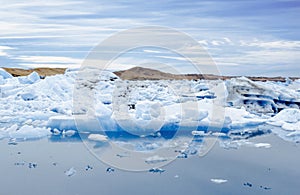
[1, 133, 299, 195]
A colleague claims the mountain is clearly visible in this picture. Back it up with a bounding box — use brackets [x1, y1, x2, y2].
[3, 67, 66, 77]
[2, 66, 299, 82]
[114, 66, 298, 82]
[114, 66, 186, 80]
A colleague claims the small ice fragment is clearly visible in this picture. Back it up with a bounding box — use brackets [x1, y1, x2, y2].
[63, 130, 76, 137]
[88, 134, 108, 142]
[116, 153, 130, 158]
[14, 161, 26, 166]
[176, 152, 188, 159]
[210, 179, 228, 184]
[51, 129, 61, 135]
[191, 131, 206, 136]
[254, 143, 271, 148]
[149, 168, 165, 174]
[28, 163, 37, 168]
[145, 155, 168, 164]
[8, 138, 17, 145]
[85, 165, 93, 171]
[244, 182, 253, 187]
[65, 167, 76, 177]
[106, 167, 114, 173]
[212, 132, 227, 137]
[174, 175, 179, 178]
[260, 186, 272, 190]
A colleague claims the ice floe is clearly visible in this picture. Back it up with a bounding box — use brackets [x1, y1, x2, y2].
[210, 178, 228, 184]
[64, 167, 77, 177]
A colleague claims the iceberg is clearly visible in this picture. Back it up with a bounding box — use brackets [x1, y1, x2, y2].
[0, 68, 299, 144]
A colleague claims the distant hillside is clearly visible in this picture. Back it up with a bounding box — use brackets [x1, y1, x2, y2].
[114, 67, 187, 80]
[2, 66, 299, 82]
[114, 66, 298, 82]
[3, 68, 66, 77]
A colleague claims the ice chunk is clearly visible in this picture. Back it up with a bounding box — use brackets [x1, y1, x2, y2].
[20, 91, 38, 101]
[28, 162, 38, 169]
[282, 121, 300, 131]
[268, 109, 300, 131]
[0, 68, 13, 79]
[191, 130, 206, 136]
[62, 130, 76, 137]
[85, 165, 93, 171]
[18, 71, 40, 84]
[210, 179, 228, 184]
[244, 182, 253, 187]
[145, 155, 168, 164]
[64, 167, 76, 177]
[106, 167, 115, 173]
[254, 143, 271, 148]
[27, 71, 40, 83]
[8, 125, 50, 140]
[271, 109, 300, 123]
[149, 168, 165, 174]
[47, 116, 76, 130]
[225, 107, 266, 129]
[87, 134, 108, 142]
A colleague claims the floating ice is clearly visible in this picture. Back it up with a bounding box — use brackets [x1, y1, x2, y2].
[0, 68, 299, 144]
[106, 167, 115, 173]
[210, 179, 228, 184]
[28, 162, 38, 169]
[64, 167, 76, 177]
[85, 165, 93, 171]
[87, 134, 108, 142]
[149, 168, 165, 173]
[145, 155, 168, 164]
[62, 130, 76, 137]
[254, 143, 271, 148]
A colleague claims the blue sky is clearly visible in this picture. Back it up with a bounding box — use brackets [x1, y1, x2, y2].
[0, 0, 299, 76]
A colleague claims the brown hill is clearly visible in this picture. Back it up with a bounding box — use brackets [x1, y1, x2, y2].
[114, 67, 299, 82]
[114, 67, 186, 80]
[3, 67, 66, 77]
[2, 66, 299, 82]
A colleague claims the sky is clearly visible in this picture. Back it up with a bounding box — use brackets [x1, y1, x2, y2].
[0, 0, 300, 76]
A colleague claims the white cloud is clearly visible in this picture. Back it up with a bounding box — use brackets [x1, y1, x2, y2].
[211, 40, 224, 46]
[155, 55, 187, 61]
[223, 37, 233, 44]
[15, 55, 82, 65]
[18, 63, 80, 68]
[240, 40, 300, 49]
[0, 46, 14, 57]
[143, 49, 162, 54]
[198, 40, 208, 46]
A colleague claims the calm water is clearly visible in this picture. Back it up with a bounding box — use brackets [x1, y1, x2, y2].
[0, 133, 299, 195]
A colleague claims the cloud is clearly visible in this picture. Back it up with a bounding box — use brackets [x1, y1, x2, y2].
[0, 46, 14, 57]
[0, 0, 299, 76]
[154, 55, 187, 61]
[17, 63, 80, 68]
[211, 40, 225, 46]
[240, 40, 300, 49]
[223, 37, 233, 44]
[198, 40, 209, 46]
[14, 55, 82, 65]
[143, 49, 162, 53]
